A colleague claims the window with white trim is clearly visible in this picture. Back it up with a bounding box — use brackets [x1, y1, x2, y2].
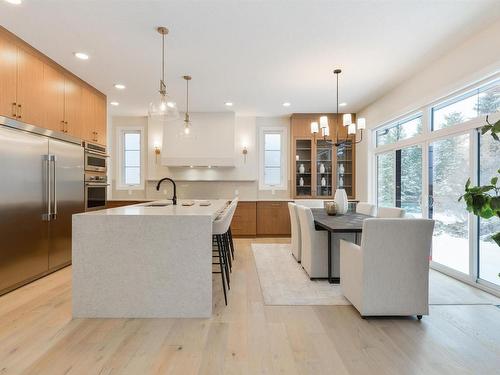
[259, 127, 287, 190]
[431, 79, 500, 131]
[375, 113, 423, 147]
[116, 127, 144, 189]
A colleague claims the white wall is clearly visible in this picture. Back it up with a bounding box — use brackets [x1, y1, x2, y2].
[110, 113, 290, 200]
[356, 18, 500, 202]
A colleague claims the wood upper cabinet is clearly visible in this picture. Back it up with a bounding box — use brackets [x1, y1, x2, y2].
[0, 35, 18, 119]
[63, 75, 82, 138]
[16, 48, 44, 126]
[81, 87, 107, 145]
[42, 63, 65, 132]
[0, 27, 107, 145]
[94, 94, 107, 145]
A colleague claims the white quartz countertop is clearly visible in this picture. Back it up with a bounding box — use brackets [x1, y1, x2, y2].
[76, 199, 228, 219]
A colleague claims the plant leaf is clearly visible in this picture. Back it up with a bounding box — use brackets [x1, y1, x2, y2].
[492, 231, 500, 247]
[491, 177, 498, 185]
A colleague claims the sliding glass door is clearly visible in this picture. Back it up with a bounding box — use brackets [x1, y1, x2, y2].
[376, 145, 422, 217]
[478, 134, 500, 286]
[428, 134, 470, 274]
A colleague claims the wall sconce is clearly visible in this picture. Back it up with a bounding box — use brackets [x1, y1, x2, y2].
[242, 146, 248, 163]
[153, 143, 161, 164]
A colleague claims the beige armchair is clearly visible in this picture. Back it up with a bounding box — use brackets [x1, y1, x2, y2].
[340, 218, 434, 319]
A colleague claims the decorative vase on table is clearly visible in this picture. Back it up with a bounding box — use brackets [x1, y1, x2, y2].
[334, 188, 348, 215]
[299, 164, 305, 174]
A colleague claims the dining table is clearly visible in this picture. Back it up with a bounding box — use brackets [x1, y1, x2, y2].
[311, 209, 372, 284]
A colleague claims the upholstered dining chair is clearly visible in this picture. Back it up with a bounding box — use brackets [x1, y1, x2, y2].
[296, 205, 328, 278]
[288, 202, 301, 262]
[340, 218, 434, 319]
[377, 206, 405, 218]
[356, 202, 375, 216]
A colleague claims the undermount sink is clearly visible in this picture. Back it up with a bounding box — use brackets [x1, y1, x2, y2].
[144, 203, 172, 207]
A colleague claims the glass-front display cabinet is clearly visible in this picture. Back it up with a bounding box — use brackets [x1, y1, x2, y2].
[295, 139, 312, 197]
[291, 114, 356, 199]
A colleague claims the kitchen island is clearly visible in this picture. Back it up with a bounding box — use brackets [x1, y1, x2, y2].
[72, 199, 228, 318]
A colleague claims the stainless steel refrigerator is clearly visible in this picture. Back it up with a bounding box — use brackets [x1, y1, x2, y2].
[0, 117, 84, 295]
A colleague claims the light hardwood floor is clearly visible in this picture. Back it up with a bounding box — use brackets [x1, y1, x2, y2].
[1, 238, 499, 374]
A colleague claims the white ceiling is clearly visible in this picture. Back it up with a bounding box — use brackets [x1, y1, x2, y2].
[1, 0, 500, 117]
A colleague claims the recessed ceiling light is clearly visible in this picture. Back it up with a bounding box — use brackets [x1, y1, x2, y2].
[74, 52, 89, 60]
[225, 102, 233, 107]
[110, 101, 119, 106]
[114, 83, 126, 90]
[5, 0, 22, 4]
[282, 102, 291, 107]
[339, 102, 347, 107]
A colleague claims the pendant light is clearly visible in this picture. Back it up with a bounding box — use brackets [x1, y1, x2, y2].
[149, 27, 179, 121]
[183, 75, 192, 134]
[310, 69, 365, 146]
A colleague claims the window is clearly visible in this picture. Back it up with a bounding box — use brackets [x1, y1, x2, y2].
[116, 127, 144, 189]
[259, 127, 287, 190]
[432, 80, 500, 131]
[376, 145, 422, 216]
[376, 113, 422, 146]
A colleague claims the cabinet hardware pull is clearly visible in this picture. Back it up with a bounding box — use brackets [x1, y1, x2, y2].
[65, 121, 68, 133]
[17, 104, 22, 119]
[11, 102, 17, 117]
[61, 120, 65, 132]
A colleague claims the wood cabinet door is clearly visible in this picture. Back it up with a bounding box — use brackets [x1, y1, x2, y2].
[64, 76, 82, 138]
[16, 48, 44, 125]
[231, 202, 257, 236]
[94, 94, 107, 145]
[81, 87, 96, 142]
[0, 35, 18, 119]
[256, 201, 291, 236]
[42, 63, 65, 132]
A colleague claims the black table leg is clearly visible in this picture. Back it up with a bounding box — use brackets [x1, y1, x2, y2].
[328, 231, 332, 284]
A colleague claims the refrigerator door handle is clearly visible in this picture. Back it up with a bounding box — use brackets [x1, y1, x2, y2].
[51, 155, 57, 220]
[42, 155, 52, 221]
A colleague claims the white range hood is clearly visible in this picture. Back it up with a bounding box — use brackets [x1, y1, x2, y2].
[161, 112, 235, 167]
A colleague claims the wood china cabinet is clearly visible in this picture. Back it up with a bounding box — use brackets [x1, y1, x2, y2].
[0, 26, 107, 145]
[291, 114, 356, 199]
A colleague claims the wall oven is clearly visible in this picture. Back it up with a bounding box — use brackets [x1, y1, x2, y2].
[84, 141, 107, 173]
[85, 174, 108, 211]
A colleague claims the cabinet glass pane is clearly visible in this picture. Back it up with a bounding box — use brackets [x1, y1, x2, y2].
[337, 141, 353, 197]
[316, 140, 332, 196]
[295, 139, 311, 196]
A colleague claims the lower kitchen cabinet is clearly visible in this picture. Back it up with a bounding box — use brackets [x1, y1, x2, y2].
[231, 202, 257, 237]
[256, 201, 291, 236]
[230, 201, 291, 237]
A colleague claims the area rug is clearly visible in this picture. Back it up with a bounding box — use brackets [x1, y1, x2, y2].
[251, 243, 500, 306]
[251, 243, 351, 306]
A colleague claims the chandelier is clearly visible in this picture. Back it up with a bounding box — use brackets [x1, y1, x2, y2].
[311, 69, 365, 146]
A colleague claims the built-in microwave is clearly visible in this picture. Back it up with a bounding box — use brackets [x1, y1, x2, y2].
[85, 174, 108, 211]
[84, 141, 108, 172]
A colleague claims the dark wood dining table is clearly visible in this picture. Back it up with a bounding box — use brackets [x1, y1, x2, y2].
[311, 209, 372, 284]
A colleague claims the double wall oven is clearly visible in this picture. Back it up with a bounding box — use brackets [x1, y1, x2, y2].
[84, 141, 108, 211]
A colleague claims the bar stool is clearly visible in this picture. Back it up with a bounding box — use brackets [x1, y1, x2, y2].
[212, 202, 237, 305]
